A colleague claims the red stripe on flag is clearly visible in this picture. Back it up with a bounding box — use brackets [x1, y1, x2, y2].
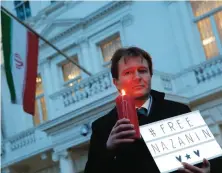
[23, 31, 39, 115]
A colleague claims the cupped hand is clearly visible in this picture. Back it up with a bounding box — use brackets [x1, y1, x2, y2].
[106, 118, 136, 150]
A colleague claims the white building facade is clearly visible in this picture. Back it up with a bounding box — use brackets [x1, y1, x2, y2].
[1, 1, 222, 173]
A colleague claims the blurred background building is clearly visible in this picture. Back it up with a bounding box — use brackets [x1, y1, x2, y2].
[1, 1, 222, 173]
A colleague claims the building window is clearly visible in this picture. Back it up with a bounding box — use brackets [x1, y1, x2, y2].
[33, 74, 47, 126]
[61, 56, 81, 87]
[14, 1, 31, 20]
[190, 1, 222, 59]
[100, 34, 122, 67]
[215, 11, 222, 42]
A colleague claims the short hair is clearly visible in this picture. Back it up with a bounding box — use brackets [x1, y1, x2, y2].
[111, 47, 153, 79]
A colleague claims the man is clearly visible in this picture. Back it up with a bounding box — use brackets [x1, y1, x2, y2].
[84, 47, 219, 173]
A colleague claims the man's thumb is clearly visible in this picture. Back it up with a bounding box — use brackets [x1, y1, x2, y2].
[202, 158, 210, 168]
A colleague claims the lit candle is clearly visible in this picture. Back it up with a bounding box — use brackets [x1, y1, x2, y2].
[115, 89, 140, 139]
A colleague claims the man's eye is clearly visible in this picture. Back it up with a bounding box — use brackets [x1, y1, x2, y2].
[139, 69, 148, 73]
[125, 71, 132, 75]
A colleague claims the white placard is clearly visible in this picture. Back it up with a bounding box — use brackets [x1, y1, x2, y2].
[140, 111, 222, 173]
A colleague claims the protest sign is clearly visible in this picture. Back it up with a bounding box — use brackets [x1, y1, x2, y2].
[140, 111, 222, 173]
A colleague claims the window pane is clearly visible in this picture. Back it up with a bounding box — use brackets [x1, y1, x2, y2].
[190, 1, 222, 17]
[64, 76, 82, 87]
[62, 57, 80, 82]
[14, 1, 22, 7]
[197, 18, 219, 59]
[34, 100, 40, 126]
[24, 1, 31, 18]
[16, 6, 25, 20]
[14, 0, 31, 20]
[40, 97, 47, 121]
[36, 74, 43, 96]
[100, 35, 122, 63]
[214, 11, 222, 42]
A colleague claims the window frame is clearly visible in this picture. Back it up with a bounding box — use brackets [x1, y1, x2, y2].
[14, 0, 31, 20]
[51, 46, 82, 90]
[89, 21, 127, 72]
[190, 3, 222, 59]
[58, 54, 82, 87]
[98, 33, 122, 68]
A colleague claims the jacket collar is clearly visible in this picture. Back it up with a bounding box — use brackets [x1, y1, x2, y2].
[135, 90, 165, 125]
[150, 89, 165, 102]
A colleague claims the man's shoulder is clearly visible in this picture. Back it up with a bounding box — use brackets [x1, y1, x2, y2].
[92, 107, 117, 130]
[151, 89, 190, 112]
[163, 99, 191, 116]
[164, 99, 189, 108]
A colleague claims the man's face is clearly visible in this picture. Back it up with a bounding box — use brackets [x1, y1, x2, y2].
[113, 56, 152, 99]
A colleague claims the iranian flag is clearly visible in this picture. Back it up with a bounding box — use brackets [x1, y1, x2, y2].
[1, 10, 39, 115]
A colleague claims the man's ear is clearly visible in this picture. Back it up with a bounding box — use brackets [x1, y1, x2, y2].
[113, 78, 118, 88]
[113, 78, 121, 93]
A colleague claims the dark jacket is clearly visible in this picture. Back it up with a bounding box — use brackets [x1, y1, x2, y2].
[85, 90, 221, 173]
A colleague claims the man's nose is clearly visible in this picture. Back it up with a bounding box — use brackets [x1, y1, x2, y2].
[133, 71, 141, 79]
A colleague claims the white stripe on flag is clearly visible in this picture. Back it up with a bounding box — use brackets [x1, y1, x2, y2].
[11, 19, 27, 104]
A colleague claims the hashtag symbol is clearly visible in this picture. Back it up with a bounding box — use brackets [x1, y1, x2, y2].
[149, 128, 156, 137]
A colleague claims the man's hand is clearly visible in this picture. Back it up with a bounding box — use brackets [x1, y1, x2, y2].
[178, 158, 210, 173]
[106, 118, 136, 150]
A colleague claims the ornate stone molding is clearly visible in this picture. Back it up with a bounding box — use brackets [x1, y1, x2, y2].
[39, 90, 117, 134]
[164, 1, 177, 6]
[40, 18, 82, 39]
[121, 14, 133, 27]
[174, 56, 222, 78]
[39, 1, 132, 49]
[6, 128, 36, 151]
[27, 2, 65, 24]
[193, 57, 222, 84]
[76, 36, 88, 45]
[38, 41, 77, 63]
[52, 150, 69, 162]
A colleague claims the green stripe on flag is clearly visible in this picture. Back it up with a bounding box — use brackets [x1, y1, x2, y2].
[1, 11, 16, 102]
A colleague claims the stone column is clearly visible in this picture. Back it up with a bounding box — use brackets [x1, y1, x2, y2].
[52, 150, 76, 173]
[89, 41, 103, 74]
[78, 37, 93, 78]
[166, 1, 193, 69]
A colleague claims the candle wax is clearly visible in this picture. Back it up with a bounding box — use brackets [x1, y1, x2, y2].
[116, 94, 140, 139]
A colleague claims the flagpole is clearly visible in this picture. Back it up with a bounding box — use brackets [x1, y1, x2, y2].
[1, 6, 92, 76]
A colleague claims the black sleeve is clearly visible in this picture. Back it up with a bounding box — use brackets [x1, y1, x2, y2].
[84, 121, 116, 173]
[190, 156, 222, 173]
[209, 156, 222, 173]
[181, 104, 191, 113]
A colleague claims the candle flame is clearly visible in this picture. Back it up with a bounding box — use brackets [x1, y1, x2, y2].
[121, 89, 126, 95]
